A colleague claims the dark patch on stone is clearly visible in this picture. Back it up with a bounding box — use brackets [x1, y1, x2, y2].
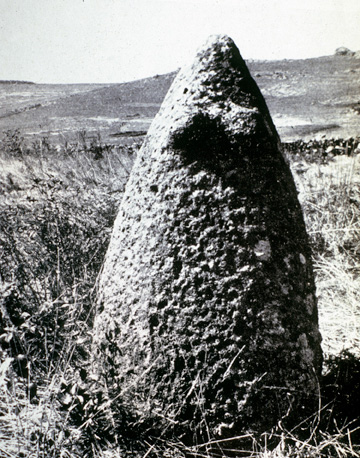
[171, 111, 235, 172]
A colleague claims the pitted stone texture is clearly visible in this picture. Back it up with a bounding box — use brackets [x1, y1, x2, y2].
[94, 35, 322, 441]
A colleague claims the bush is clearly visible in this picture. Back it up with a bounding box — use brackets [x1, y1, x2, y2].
[0, 129, 25, 156]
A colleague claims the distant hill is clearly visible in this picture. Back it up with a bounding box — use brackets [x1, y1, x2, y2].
[0, 54, 359, 144]
[0, 80, 35, 85]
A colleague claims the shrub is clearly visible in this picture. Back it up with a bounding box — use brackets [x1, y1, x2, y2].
[0, 129, 25, 157]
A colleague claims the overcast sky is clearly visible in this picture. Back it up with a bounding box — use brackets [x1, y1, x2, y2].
[1, 0, 359, 84]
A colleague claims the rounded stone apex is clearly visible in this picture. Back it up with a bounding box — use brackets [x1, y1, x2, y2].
[194, 33, 245, 68]
[200, 33, 237, 49]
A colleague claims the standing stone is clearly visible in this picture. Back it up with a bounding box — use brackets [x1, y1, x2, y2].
[94, 35, 322, 442]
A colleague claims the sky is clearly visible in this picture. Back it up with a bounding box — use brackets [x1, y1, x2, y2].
[0, 0, 359, 84]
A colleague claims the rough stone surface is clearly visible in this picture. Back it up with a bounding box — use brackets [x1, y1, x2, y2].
[94, 35, 322, 441]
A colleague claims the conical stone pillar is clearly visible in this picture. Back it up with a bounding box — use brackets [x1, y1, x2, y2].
[93, 35, 322, 441]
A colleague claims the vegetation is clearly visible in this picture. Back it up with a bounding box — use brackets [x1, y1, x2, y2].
[0, 130, 134, 457]
[0, 130, 360, 457]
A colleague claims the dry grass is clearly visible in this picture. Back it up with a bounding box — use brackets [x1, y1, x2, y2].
[0, 132, 360, 457]
[0, 132, 135, 457]
[0, 359, 79, 458]
[290, 151, 360, 359]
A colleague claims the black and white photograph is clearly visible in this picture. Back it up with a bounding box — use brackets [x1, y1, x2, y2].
[0, 1, 360, 457]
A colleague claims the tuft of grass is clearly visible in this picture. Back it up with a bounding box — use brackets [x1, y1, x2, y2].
[0, 356, 80, 458]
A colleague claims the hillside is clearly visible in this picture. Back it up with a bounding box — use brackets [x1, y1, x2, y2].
[0, 54, 359, 144]
[0, 80, 35, 85]
[248, 55, 360, 141]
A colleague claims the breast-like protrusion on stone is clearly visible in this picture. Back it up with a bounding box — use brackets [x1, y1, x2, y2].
[93, 34, 322, 443]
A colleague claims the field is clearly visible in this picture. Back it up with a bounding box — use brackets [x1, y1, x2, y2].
[0, 53, 360, 457]
[1, 53, 360, 146]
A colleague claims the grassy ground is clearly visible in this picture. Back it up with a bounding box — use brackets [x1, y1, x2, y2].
[0, 131, 134, 457]
[286, 139, 360, 359]
[0, 132, 360, 457]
